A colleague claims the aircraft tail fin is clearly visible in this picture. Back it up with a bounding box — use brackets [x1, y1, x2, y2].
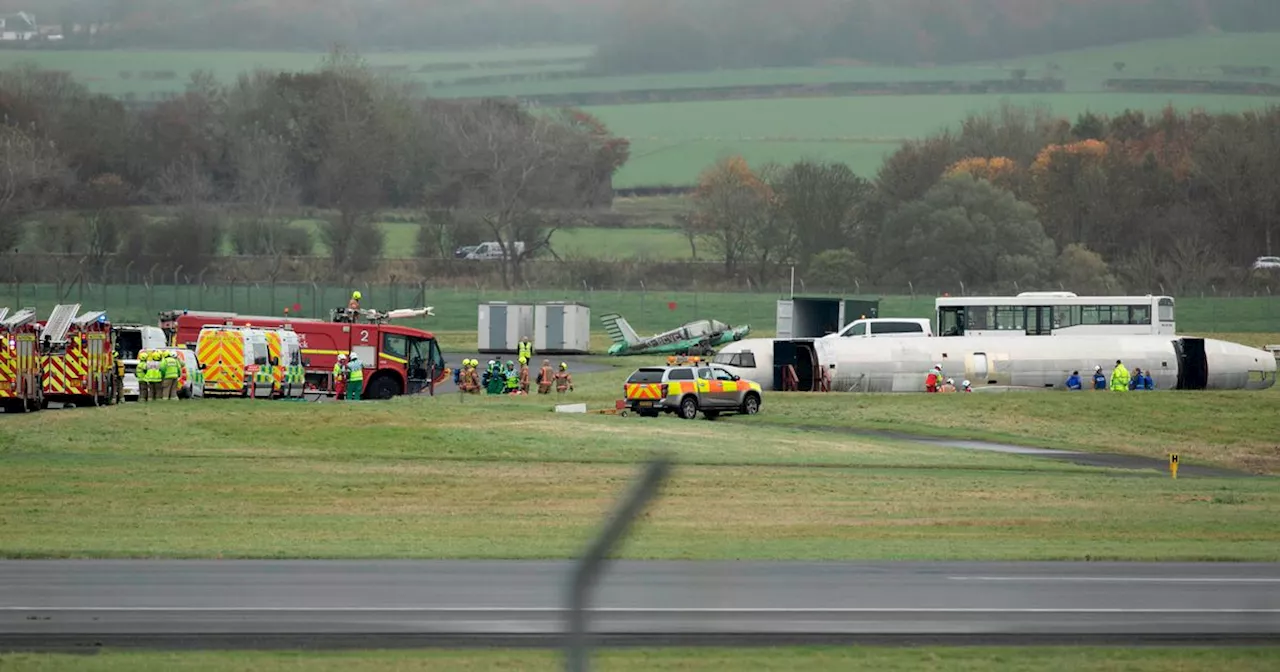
[600, 313, 641, 346]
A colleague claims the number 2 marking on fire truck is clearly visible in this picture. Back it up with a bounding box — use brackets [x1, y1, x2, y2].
[359, 330, 370, 344]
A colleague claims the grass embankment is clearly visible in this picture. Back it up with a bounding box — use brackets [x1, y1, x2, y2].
[4, 647, 1280, 671]
[2, 367, 1277, 560]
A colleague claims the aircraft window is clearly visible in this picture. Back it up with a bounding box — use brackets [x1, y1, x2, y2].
[668, 369, 695, 381]
[871, 321, 924, 334]
[713, 368, 736, 381]
[628, 369, 666, 383]
[845, 323, 867, 337]
[1158, 298, 1174, 321]
[737, 352, 756, 368]
[382, 333, 408, 359]
[712, 352, 756, 368]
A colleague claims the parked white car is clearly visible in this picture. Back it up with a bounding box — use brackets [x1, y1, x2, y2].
[465, 241, 525, 261]
[1251, 256, 1280, 270]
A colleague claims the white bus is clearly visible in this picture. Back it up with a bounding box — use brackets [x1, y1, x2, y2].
[936, 292, 1175, 337]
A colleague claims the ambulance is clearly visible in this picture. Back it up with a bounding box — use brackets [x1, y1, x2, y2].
[196, 325, 276, 398]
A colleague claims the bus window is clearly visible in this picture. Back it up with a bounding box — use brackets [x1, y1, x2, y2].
[1130, 305, 1151, 325]
[938, 308, 965, 336]
[1158, 298, 1174, 322]
[994, 306, 1024, 331]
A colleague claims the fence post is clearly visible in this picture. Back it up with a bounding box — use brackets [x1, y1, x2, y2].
[565, 457, 671, 672]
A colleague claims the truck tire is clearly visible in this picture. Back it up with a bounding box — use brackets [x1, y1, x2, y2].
[740, 393, 761, 416]
[366, 375, 402, 400]
[679, 396, 699, 420]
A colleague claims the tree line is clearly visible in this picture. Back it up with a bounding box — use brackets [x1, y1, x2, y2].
[593, 0, 1280, 74]
[688, 103, 1280, 294]
[0, 53, 630, 288]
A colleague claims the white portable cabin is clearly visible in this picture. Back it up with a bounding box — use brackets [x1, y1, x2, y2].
[534, 302, 591, 354]
[477, 302, 535, 353]
[775, 297, 881, 338]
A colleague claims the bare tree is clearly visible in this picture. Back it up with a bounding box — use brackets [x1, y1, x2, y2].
[229, 129, 304, 278]
[431, 100, 607, 288]
[0, 123, 66, 252]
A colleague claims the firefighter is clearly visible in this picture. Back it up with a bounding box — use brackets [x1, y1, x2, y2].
[939, 377, 957, 393]
[462, 359, 480, 394]
[554, 362, 574, 393]
[333, 353, 347, 401]
[518, 336, 534, 365]
[504, 360, 519, 394]
[348, 291, 362, 311]
[145, 351, 165, 402]
[961, 379, 973, 393]
[162, 350, 180, 400]
[112, 349, 126, 405]
[925, 364, 942, 393]
[537, 359, 553, 395]
[346, 352, 364, 400]
[137, 350, 149, 402]
[518, 356, 530, 394]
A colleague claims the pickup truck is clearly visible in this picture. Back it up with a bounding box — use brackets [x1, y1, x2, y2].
[624, 365, 763, 420]
[821, 318, 933, 339]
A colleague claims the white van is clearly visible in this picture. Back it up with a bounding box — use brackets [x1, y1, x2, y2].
[113, 325, 168, 401]
[196, 326, 273, 398]
[176, 348, 204, 399]
[465, 241, 525, 261]
[823, 318, 933, 339]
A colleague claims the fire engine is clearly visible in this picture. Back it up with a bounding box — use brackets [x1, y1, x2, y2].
[159, 306, 447, 399]
[0, 307, 43, 413]
[38, 304, 116, 408]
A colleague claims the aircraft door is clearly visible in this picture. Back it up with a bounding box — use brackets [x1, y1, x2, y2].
[970, 352, 989, 386]
[1175, 338, 1208, 390]
[772, 340, 797, 390]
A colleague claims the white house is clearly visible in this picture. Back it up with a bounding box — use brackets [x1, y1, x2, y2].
[0, 12, 38, 41]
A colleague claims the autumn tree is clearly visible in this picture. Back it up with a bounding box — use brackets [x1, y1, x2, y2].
[689, 156, 775, 275]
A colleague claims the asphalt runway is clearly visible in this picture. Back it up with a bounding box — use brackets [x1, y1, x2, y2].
[2, 560, 1278, 649]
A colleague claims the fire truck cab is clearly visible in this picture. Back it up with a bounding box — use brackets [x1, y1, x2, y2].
[161, 307, 446, 400]
[1, 307, 43, 413]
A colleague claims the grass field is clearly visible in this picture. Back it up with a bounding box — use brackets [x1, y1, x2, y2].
[5, 647, 1280, 671]
[6, 283, 1280, 335]
[2, 361, 1278, 560]
[591, 92, 1280, 187]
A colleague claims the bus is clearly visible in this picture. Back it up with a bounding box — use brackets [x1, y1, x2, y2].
[935, 292, 1175, 337]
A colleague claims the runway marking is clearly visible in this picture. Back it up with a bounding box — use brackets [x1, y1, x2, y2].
[949, 576, 1280, 583]
[2, 607, 1279, 613]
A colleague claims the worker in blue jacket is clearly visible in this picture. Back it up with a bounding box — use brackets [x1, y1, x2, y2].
[1065, 371, 1082, 390]
[1091, 365, 1108, 390]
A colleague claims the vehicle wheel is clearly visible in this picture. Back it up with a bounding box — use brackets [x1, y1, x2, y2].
[740, 393, 761, 416]
[703, 411, 719, 421]
[366, 375, 402, 400]
[679, 396, 699, 420]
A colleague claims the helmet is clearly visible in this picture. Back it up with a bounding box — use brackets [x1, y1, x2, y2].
[506, 360, 514, 367]
[1095, 365, 1102, 371]
[337, 353, 347, 360]
[348, 352, 358, 361]
[352, 291, 362, 300]
[946, 378, 954, 384]
[934, 364, 942, 371]
[519, 356, 527, 365]
[962, 379, 971, 388]
[560, 362, 568, 370]
[152, 352, 163, 361]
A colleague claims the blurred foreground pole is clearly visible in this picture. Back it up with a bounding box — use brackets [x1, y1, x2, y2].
[565, 457, 672, 672]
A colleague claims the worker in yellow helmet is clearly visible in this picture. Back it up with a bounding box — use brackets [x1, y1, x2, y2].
[145, 351, 165, 402]
[518, 356, 530, 394]
[162, 349, 181, 400]
[348, 291, 362, 311]
[554, 362, 573, 394]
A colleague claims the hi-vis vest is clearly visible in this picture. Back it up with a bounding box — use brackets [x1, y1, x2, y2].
[347, 360, 363, 382]
[518, 341, 533, 360]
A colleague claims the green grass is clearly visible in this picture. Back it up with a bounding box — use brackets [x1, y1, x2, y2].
[5, 647, 1280, 671]
[590, 93, 1280, 187]
[2, 368, 1278, 561]
[6, 283, 1280, 336]
[550, 227, 693, 260]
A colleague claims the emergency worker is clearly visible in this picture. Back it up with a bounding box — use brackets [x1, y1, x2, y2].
[162, 350, 180, 399]
[939, 378, 957, 393]
[925, 364, 942, 393]
[1110, 359, 1130, 392]
[1091, 365, 1107, 390]
[554, 362, 574, 393]
[346, 353, 364, 400]
[145, 351, 165, 401]
[463, 359, 480, 393]
[518, 336, 534, 364]
[518, 356, 530, 394]
[504, 360, 519, 393]
[1066, 370, 1082, 390]
[112, 350, 126, 405]
[333, 353, 347, 400]
[537, 359, 554, 395]
[348, 291, 362, 311]
[1128, 368, 1144, 391]
[137, 350, 149, 402]
[961, 379, 973, 393]
[486, 360, 505, 395]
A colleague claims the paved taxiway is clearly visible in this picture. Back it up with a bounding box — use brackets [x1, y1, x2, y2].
[2, 560, 1278, 649]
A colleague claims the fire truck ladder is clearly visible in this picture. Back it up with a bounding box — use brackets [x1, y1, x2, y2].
[2, 308, 37, 328]
[40, 304, 81, 345]
[73, 310, 108, 326]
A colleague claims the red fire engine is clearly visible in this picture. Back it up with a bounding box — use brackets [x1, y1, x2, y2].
[159, 306, 447, 399]
[0, 307, 43, 413]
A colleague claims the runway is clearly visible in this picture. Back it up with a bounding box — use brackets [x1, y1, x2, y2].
[2, 560, 1278, 649]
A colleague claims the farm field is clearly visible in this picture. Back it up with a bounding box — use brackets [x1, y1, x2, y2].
[5, 284, 1280, 335]
[590, 92, 1280, 187]
[2, 370, 1278, 561]
[5, 647, 1279, 671]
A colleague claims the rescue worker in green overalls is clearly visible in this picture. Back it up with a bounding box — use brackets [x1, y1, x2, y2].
[162, 350, 180, 400]
[345, 352, 364, 400]
[504, 360, 519, 394]
[486, 361, 505, 395]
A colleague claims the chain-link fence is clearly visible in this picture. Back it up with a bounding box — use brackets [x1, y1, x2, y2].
[3, 279, 1279, 335]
